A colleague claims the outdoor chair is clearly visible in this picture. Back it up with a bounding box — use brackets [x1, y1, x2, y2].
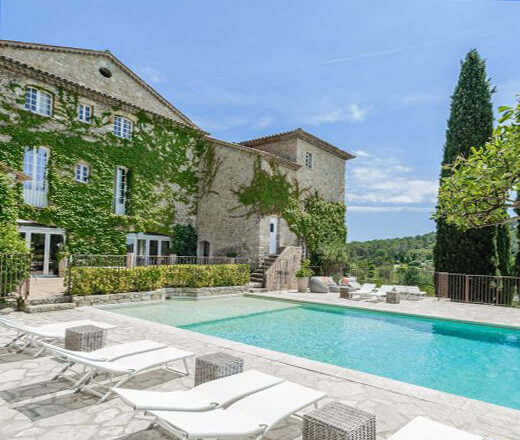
[147, 381, 326, 440]
[113, 369, 284, 412]
[0, 317, 116, 356]
[45, 339, 168, 382]
[41, 341, 193, 403]
[388, 416, 482, 440]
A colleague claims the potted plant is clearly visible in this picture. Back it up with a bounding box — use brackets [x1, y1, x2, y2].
[295, 259, 313, 292]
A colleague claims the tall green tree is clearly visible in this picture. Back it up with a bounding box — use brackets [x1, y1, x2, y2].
[434, 49, 510, 276]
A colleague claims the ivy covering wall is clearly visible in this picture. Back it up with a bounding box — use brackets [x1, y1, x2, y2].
[233, 157, 348, 268]
[0, 80, 213, 255]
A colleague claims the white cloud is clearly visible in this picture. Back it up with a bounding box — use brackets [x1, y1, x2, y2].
[135, 66, 167, 84]
[347, 155, 438, 206]
[193, 115, 273, 132]
[353, 149, 372, 157]
[302, 104, 370, 125]
[256, 116, 273, 129]
[348, 206, 433, 213]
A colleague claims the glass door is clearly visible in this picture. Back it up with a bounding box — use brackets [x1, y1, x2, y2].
[30, 233, 45, 275]
[49, 234, 64, 275]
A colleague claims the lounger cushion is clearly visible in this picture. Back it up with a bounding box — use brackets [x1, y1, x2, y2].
[49, 340, 167, 362]
[388, 416, 482, 440]
[151, 381, 325, 438]
[113, 370, 284, 411]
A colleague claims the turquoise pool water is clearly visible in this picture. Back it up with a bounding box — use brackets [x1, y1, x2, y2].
[107, 296, 520, 410]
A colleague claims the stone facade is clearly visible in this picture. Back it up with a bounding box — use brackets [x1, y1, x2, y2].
[0, 40, 354, 271]
[198, 130, 353, 264]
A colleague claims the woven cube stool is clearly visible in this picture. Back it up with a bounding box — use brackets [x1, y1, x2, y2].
[386, 290, 401, 304]
[194, 352, 244, 386]
[340, 287, 353, 299]
[65, 325, 107, 352]
[303, 401, 376, 440]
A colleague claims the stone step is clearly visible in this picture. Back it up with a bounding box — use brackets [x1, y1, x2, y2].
[24, 303, 76, 313]
[248, 282, 264, 289]
[250, 274, 264, 281]
[248, 287, 268, 293]
[26, 295, 72, 306]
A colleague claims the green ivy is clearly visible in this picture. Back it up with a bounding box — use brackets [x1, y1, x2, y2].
[171, 224, 198, 256]
[233, 158, 347, 260]
[0, 83, 215, 254]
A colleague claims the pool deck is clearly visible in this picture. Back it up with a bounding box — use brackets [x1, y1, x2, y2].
[0, 295, 519, 440]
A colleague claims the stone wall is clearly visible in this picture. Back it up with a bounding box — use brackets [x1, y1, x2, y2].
[295, 137, 346, 203]
[1, 45, 186, 122]
[71, 285, 246, 306]
[264, 245, 303, 291]
[197, 142, 263, 263]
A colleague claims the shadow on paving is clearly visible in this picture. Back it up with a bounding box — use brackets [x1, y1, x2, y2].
[0, 377, 72, 403]
[116, 427, 172, 440]
[12, 369, 183, 421]
[0, 348, 48, 364]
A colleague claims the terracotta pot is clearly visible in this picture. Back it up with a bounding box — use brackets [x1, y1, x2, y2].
[297, 277, 309, 293]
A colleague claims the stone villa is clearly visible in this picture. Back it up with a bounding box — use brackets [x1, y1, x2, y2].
[0, 40, 354, 277]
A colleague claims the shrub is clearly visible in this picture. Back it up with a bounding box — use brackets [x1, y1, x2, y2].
[66, 264, 250, 295]
[295, 259, 313, 278]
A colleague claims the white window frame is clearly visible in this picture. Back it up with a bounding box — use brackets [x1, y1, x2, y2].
[113, 116, 132, 139]
[78, 103, 93, 123]
[75, 163, 89, 183]
[305, 151, 313, 169]
[23, 146, 49, 207]
[114, 166, 128, 214]
[24, 87, 52, 116]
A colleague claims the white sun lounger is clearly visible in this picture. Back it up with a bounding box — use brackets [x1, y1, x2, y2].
[149, 381, 326, 440]
[349, 283, 376, 300]
[41, 342, 194, 403]
[113, 369, 284, 412]
[46, 340, 168, 383]
[388, 416, 482, 440]
[0, 317, 116, 355]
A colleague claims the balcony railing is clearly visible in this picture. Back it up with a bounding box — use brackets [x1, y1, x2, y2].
[23, 187, 48, 208]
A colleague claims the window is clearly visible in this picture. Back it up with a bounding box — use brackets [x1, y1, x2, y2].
[114, 166, 128, 214]
[114, 116, 132, 139]
[78, 104, 92, 123]
[22, 147, 48, 207]
[305, 151, 313, 169]
[75, 163, 89, 183]
[24, 87, 52, 116]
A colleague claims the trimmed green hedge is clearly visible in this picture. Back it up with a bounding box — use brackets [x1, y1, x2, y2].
[66, 264, 250, 295]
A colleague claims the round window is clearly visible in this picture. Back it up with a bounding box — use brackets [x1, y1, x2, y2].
[99, 67, 112, 78]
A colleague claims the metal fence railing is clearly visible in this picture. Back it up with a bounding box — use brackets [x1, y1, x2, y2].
[347, 266, 520, 306]
[69, 254, 250, 268]
[0, 253, 31, 298]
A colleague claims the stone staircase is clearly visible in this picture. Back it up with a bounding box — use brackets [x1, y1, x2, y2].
[248, 254, 280, 292]
[24, 295, 75, 313]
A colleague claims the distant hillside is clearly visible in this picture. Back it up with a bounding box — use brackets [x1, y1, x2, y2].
[348, 232, 436, 268]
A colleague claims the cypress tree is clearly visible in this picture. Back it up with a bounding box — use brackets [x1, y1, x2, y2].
[434, 49, 510, 277]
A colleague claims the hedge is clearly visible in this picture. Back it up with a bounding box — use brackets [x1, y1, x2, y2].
[66, 264, 250, 295]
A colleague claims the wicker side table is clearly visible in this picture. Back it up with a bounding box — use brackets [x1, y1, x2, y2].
[303, 401, 376, 440]
[386, 289, 401, 304]
[65, 325, 107, 352]
[340, 287, 353, 299]
[194, 352, 244, 386]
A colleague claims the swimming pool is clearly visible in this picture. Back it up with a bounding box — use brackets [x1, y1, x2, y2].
[107, 296, 520, 410]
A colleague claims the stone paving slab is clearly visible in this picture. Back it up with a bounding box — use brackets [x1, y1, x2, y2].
[0, 304, 518, 440]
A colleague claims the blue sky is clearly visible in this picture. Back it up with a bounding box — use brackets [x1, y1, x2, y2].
[1, 0, 519, 241]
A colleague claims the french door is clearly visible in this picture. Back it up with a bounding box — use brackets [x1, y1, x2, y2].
[18, 225, 65, 277]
